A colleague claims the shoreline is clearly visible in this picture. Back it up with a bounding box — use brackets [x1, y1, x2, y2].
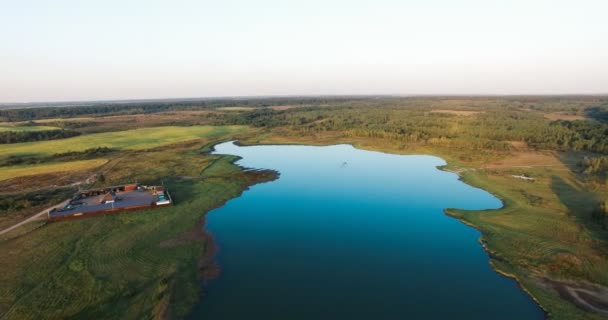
[442, 208, 550, 319]
[437, 165, 551, 318]
[166, 170, 280, 319]
[181, 144, 280, 318]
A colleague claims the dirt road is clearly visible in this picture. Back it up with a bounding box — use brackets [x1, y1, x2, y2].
[0, 199, 70, 236]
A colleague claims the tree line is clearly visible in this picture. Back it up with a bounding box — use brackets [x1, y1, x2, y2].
[0, 97, 367, 121]
[219, 105, 608, 155]
[0, 129, 81, 144]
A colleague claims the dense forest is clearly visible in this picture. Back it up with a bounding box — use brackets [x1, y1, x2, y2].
[0, 129, 80, 144]
[524, 120, 608, 153]
[219, 103, 608, 155]
[581, 156, 608, 179]
[586, 105, 608, 123]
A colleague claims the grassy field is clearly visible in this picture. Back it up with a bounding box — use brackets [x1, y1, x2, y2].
[447, 165, 608, 319]
[0, 188, 76, 231]
[0, 159, 107, 181]
[0, 125, 255, 230]
[0, 126, 247, 159]
[0, 137, 276, 319]
[22, 111, 218, 134]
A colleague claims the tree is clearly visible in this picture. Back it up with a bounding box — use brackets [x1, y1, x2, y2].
[593, 200, 608, 229]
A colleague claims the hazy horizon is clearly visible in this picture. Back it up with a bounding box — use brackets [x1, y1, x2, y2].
[2, 0, 607, 103]
[4, 94, 608, 107]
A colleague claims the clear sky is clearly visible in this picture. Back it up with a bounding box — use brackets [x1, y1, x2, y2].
[1, 0, 607, 102]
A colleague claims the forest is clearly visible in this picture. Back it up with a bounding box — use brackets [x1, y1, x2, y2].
[218, 100, 608, 155]
[0, 129, 80, 144]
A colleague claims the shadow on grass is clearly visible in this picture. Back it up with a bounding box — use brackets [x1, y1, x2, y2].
[550, 175, 607, 242]
[556, 152, 586, 175]
[164, 179, 198, 204]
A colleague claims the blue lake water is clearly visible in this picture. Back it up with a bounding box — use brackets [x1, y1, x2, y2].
[190, 142, 544, 319]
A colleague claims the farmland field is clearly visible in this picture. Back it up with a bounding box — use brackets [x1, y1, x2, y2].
[0, 159, 108, 181]
[0, 126, 248, 158]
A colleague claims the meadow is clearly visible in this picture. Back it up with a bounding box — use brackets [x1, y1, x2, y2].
[0, 159, 107, 181]
[0, 124, 273, 319]
[446, 164, 608, 319]
[0, 149, 275, 319]
[0, 125, 247, 159]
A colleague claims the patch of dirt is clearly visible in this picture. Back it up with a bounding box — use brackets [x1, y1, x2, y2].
[269, 105, 298, 110]
[508, 141, 529, 151]
[159, 110, 211, 116]
[0, 170, 93, 193]
[539, 278, 608, 316]
[430, 109, 481, 116]
[482, 150, 565, 170]
[216, 105, 299, 111]
[216, 107, 256, 111]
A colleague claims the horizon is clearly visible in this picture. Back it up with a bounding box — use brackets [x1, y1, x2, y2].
[3, 93, 608, 107]
[2, 0, 607, 102]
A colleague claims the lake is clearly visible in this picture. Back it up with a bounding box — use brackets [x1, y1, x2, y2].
[189, 142, 544, 319]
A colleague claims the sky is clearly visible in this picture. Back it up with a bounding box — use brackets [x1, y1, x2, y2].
[1, 0, 607, 102]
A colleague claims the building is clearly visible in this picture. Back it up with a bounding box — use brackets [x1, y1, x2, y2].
[48, 183, 173, 221]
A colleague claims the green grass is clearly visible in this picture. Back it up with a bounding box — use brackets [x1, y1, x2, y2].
[0, 142, 276, 319]
[0, 188, 76, 231]
[0, 132, 276, 318]
[0, 159, 108, 181]
[445, 166, 608, 320]
[0, 124, 62, 132]
[0, 126, 248, 159]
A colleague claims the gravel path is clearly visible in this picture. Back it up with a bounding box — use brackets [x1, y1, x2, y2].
[0, 199, 70, 236]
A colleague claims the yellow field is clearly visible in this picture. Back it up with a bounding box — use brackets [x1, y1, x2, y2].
[0, 125, 248, 158]
[216, 107, 256, 111]
[430, 109, 481, 116]
[0, 124, 61, 132]
[543, 113, 586, 121]
[0, 159, 108, 181]
[32, 117, 96, 123]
